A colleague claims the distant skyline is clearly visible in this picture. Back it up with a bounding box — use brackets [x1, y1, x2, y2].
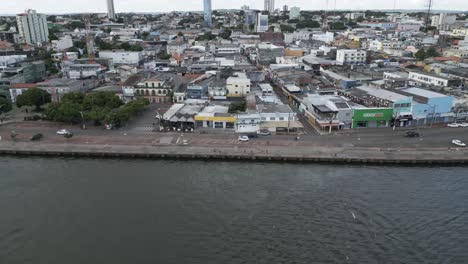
[2, 0, 467, 14]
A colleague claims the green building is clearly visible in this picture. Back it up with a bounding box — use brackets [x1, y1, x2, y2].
[352, 108, 393, 128]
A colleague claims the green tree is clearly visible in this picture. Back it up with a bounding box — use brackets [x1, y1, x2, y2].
[426, 47, 440, 58]
[56, 102, 81, 123]
[82, 92, 123, 110]
[86, 107, 110, 125]
[159, 52, 171, 60]
[296, 20, 320, 29]
[0, 97, 12, 113]
[280, 24, 295, 32]
[61, 92, 85, 105]
[414, 49, 427, 61]
[219, 29, 232, 39]
[228, 101, 247, 113]
[16, 88, 51, 111]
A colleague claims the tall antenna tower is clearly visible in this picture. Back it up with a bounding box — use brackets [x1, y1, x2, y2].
[425, 0, 433, 30]
[84, 16, 96, 60]
[321, 0, 329, 32]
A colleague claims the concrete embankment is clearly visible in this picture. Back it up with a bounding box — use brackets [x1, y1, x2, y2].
[1, 142, 467, 165]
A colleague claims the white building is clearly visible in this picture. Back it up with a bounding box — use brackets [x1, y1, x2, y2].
[431, 13, 457, 30]
[107, 0, 116, 20]
[256, 14, 269, 33]
[284, 31, 310, 44]
[346, 12, 365, 20]
[264, 0, 275, 13]
[311, 32, 334, 44]
[99, 50, 143, 65]
[16, 9, 49, 45]
[51, 35, 73, 52]
[289, 7, 301, 20]
[336, 49, 366, 65]
[409, 72, 452, 87]
[226, 72, 251, 97]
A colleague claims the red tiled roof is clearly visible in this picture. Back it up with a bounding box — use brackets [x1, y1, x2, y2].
[10, 83, 37, 89]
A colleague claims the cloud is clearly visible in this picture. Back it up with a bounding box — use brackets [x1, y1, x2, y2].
[2, 0, 465, 14]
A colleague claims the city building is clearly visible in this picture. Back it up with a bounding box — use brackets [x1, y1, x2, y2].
[289, 7, 301, 20]
[99, 50, 143, 66]
[244, 11, 257, 26]
[352, 108, 394, 128]
[51, 35, 73, 52]
[241, 5, 250, 10]
[283, 5, 288, 12]
[107, 0, 116, 20]
[204, 0, 212, 28]
[256, 14, 269, 33]
[264, 0, 275, 14]
[399, 87, 454, 125]
[16, 9, 49, 45]
[226, 72, 251, 97]
[336, 49, 367, 65]
[431, 13, 457, 30]
[408, 71, 461, 87]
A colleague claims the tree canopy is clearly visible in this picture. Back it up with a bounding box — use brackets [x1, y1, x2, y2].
[45, 92, 147, 127]
[0, 97, 12, 113]
[16, 88, 51, 110]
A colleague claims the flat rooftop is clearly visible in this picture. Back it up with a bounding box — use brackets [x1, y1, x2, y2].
[401, 87, 450, 98]
[356, 86, 410, 102]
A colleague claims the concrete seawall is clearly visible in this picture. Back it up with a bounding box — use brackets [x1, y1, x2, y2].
[1, 142, 467, 165]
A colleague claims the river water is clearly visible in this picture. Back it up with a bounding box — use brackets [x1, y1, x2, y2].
[0, 157, 467, 264]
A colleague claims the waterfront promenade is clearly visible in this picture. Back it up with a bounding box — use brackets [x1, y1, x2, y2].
[1, 121, 467, 164]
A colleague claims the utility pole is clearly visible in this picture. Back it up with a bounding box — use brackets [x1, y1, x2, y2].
[425, 0, 433, 31]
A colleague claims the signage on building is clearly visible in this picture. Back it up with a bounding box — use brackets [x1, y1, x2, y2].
[363, 113, 384, 118]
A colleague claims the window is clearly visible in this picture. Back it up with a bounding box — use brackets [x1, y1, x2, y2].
[270, 117, 276, 121]
[158, 90, 161, 94]
[152, 83, 155, 88]
[279, 117, 285, 121]
[145, 83, 148, 87]
[151, 90, 156, 96]
[356, 121, 367, 128]
[215, 122, 224, 128]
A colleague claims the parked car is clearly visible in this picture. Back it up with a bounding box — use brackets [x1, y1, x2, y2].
[405, 131, 420, 138]
[30, 133, 43, 141]
[452, 139, 466, 147]
[238, 135, 249, 142]
[458, 123, 468, 127]
[56, 129, 71, 135]
[257, 129, 272, 136]
[447, 123, 460, 128]
[247, 133, 258, 138]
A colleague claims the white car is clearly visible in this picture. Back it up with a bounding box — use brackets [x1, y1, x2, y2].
[56, 129, 71, 135]
[447, 123, 460, 128]
[458, 123, 468, 127]
[452, 139, 466, 147]
[238, 135, 249, 142]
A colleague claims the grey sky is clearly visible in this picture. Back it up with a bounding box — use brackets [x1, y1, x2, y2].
[2, 0, 466, 14]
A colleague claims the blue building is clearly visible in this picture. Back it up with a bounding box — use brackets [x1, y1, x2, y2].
[203, 0, 212, 28]
[186, 73, 214, 99]
[401, 87, 454, 125]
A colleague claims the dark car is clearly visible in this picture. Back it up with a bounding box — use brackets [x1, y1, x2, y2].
[247, 133, 258, 138]
[30, 133, 43, 141]
[405, 131, 420, 138]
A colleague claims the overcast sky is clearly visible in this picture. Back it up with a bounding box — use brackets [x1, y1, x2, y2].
[2, 0, 466, 14]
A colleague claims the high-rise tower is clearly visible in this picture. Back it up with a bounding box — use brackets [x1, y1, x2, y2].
[204, 0, 212, 28]
[107, 0, 116, 20]
[16, 9, 49, 45]
[264, 0, 275, 14]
